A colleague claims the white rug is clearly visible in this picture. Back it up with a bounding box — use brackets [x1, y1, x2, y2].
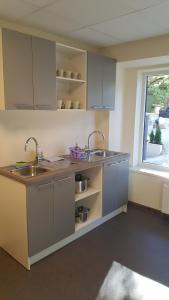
[97, 261, 169, 300]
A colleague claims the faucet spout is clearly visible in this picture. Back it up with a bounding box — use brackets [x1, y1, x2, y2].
[87, 130, 105, 151]
[25, 137, 39, 165]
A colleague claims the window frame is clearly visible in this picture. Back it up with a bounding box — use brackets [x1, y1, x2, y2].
[136, 68, 169, 171]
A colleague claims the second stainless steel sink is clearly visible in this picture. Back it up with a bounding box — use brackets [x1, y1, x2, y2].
[88, 149, 120, 159]
[94, 150, 119, 157]
[10, 165, 49, 177]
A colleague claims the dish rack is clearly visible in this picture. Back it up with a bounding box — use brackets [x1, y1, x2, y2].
[69, 146, 87, 160]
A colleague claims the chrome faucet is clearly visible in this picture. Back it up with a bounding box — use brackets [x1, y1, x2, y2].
[87, 130, 105, 152]
[24, 137, 40, 165]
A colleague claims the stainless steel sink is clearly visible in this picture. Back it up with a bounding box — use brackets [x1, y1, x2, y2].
[10, 165, 49, 177]
[88, 149, 120, 159]
[94, 150, 120, 157]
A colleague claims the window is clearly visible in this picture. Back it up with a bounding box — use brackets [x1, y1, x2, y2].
[142, 74, 169, 167]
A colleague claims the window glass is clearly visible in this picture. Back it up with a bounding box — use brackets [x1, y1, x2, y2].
[143, 75, 169, 167]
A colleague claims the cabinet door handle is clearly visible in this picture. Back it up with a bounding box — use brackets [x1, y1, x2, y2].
[54, 176, 72, 183]
[91, 105, 103, 109]
[14, 104, 34, 110]
[103, 105, 114, 109]
[91, 105, 114, 110]
[107, 162, 121, 167]
[37, 182, 52, 190]
[106, 159, 129, 167]
[34, 105, 55, 110]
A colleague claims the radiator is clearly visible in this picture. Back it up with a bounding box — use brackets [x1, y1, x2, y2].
[162, 184, 169, 215]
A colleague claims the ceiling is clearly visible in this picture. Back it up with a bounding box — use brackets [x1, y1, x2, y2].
[1, 0, 169, 47]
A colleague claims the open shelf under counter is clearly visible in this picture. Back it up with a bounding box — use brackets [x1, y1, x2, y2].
[75, 215, 101, 232]
[56, 76, 86, 84]
[75, 187, 101, 202]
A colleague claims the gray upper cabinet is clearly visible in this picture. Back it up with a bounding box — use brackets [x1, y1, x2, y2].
[32, 36, 56, 110]
[2, 29, 34, 109]
[87, 52, 102, 109]
[87, 52, 116, 111]
[53, 175, 75, 243]
[1, 29, 56, 110]
[102, 56, 116, 110]
[103, 158, 129, 216]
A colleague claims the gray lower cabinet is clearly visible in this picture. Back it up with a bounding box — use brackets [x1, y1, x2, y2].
[102, 158, 129, 216]
[2, 29, 56, 110]
[27, 175, 75, 257]
[87, 52, 116, 110]
[28, 181, 54, 256]
[53, 176, 75, 243]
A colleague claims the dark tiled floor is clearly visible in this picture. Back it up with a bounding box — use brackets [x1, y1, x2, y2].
[0, 205, 169, 300]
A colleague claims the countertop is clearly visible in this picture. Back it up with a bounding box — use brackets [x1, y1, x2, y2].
[0, 152, 129, 185]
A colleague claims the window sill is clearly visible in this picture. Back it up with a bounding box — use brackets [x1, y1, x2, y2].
[131, 165, 169, 181]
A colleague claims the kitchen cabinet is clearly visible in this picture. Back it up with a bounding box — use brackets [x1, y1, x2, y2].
[53, 176, 75, 243]
[2, 29, 34, 109]
[32, 36, 56, 109]
[27, 175, 75, 256]
[0, 153, 129, 269]
[102, 158, 129, 216]
[87, 52, 116, 110]
[27, 181, 54, 256]
[0, 29, 56, 110]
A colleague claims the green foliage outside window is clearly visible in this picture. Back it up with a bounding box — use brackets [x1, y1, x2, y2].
[146, 75, 169, 113]
[149, 126, 162, 145]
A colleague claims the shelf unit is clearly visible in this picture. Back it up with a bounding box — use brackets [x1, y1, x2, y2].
[75, 166, 102, 231]
[56, 76, 86, 84]
[75, 187, 100, 202]
[75, 215, 100, 231]
[56, 43, 87, 110]
[57, 108, 85, 112]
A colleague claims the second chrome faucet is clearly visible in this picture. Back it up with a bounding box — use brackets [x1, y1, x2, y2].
[87, 130, 105, 152]
[24, 137, 40, 165]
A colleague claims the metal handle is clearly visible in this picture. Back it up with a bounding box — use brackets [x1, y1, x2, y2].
[103, 105, 114, 109]
[37, 182, 52, 190]
[14, 104, 34, 110]
[106, 159, 129, 167]
[91, 105, 103, 109]
[107, 162, 121, 167]
[34, 105, 54, 110]
[54, 176, 72, 183]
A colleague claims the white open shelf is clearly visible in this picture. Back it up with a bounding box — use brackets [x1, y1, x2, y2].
[56, 76, 86, 83]
[56, 42, 87, 110]
[57, 108, 85, 111]
[75, 187, 101, 202]
[56, 42, 86, 55]
[75, 215, 101, 232]
[75, 166, 102, 232]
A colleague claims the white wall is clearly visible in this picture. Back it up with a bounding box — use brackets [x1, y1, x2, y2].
[108, 57, 169, 211]
[0, 19, 109, 167]
[0, 110, 108, 166]
[108, 68, 137, 158]
[129, 171, 163, 210]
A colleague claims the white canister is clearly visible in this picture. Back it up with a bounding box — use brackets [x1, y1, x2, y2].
[65, 100, 72, 109]
[57, 99, 63, 109]
[73, 101, 80, 109]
